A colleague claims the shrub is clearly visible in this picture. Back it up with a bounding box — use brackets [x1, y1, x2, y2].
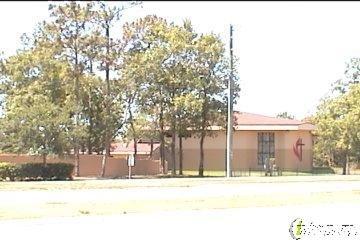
[312, 166, 335, 174]
[0, 162, 20, 181]
[19, 163, 74, 180]
[19, 163, 44, 180]
[0, 162, 74, 181]
[46, 163, 74, 180]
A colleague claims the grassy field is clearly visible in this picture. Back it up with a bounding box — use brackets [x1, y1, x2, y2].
[1, 174, 360, 191]
[2, 189, 359, 220]
[0, 175, 360, 220]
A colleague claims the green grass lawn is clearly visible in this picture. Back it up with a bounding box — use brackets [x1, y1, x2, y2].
[2, 190, 359, 220]
[1, 176, 360, 220]
[1, 174, 360, 191]
[332, 167, 360, 175]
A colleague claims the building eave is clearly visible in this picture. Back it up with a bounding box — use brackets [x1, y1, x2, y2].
[234, 125, 300, 131]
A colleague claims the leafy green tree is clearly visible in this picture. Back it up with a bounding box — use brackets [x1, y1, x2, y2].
[0, 44, 73, 163]
[47, 1, 95, 175]
[276, 112, 295, 119]
[90, 1, 141, 177]
[1, 6, 240, 178]
[79, 75, 106, 155]
[314, 58, 360, 174]
[121, 16, 239, 176]
[174, 93, 201, 175]
[0, 95, 71, 164]
[121, 15, 170, 173]
[332, 58, 360, 94]
[191, 34, 239, 177]
[313, 84, 360, 174]
[160, 19, 199, 175]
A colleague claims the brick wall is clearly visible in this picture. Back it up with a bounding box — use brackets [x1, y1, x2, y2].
[0, 154, 165, 177]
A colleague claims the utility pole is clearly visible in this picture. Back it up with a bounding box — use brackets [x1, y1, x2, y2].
[226, 25, 234, 178]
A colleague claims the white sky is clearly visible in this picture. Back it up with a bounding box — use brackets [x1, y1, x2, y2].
[1, 1, 360, 120]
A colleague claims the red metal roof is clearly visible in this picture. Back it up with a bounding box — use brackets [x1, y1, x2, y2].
[234, 112, 304, 125]
[110, 140, 160, 154]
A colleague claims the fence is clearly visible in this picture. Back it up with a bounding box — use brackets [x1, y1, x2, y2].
[0, 154, 166, 178]
[232, 166, 360, 177]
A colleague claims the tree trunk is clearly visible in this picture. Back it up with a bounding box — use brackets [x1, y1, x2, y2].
[342, 154, 351, 175]
[74, 146, 80, 177]
[170, 83, 177, 176]
[101, 139, 109, 178]
[171, 126, 176, 176]
[74, 41, 80, 177]
[105, 32, 111, 158]
[81, 144, 85, 154]
[42, 153, 47, 166]
[199, 132, 205, 177]
[179, 136, 183, 175]
[87, 86, 93, 155]
[198, 90, 207, 177]
[87, 124, 93, 154]
[101, 22, 111, 178]
[159, 103, 166, 174]
[133, 138, 138, 163]
[160, 131, 165, 173]
[343, 154, 348, 175]
[150, 139, 154, 158]
[100, 154, 106, 177]
[42, 153, 48, 180]
[130, 117, 138, 163]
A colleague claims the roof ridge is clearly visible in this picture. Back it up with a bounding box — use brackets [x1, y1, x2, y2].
[234, 111, 306, 125]
[235, 111, 302, 122]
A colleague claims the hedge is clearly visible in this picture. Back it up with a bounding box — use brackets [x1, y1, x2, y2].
[312, 166, 336, 174]
[0, 163, 19, 181]
[0, 162, 74, 181]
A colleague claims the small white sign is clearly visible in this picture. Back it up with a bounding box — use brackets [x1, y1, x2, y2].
[127, 154, 135, 167]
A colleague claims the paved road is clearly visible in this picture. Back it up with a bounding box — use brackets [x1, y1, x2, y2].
[1, 203, 359, 240]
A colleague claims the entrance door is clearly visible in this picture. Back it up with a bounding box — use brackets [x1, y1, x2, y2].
[257, 132, 275, 167]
